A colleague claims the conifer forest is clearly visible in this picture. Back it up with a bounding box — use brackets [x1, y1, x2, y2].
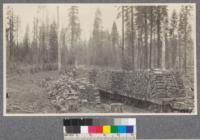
[5, 4, 196, 114]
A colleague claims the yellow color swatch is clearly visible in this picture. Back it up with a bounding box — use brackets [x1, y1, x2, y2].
[103, 125, 111, 134]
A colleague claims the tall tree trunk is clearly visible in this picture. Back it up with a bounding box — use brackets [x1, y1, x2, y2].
[139, 31, 143, 70]
[184, 25, 187, 73]
[178, 34, 181, 70]
[144, 9, 148, 69]
[157, 7, 162, 68]
[57, 6, 61, 72]
[149, 7, 153, 69]
[138, 37, 141, 70]
[122, 6, 125, 69]
[16, 17, 19, 60]
[131, 6, 135, 70]
[171, 32, 175, 68]
[10, 9, 14, 62]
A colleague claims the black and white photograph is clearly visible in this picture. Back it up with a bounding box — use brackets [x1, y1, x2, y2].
[3, 3, 197, 115]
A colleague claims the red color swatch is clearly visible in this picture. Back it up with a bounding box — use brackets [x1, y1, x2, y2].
[95, 126, 103, 133]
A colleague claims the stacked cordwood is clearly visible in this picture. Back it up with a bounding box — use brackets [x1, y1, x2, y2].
[89, 68, 193, 112]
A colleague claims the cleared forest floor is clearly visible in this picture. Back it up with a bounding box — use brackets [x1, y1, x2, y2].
[7, 71, 59, 113]
[6, 68, 148, 114]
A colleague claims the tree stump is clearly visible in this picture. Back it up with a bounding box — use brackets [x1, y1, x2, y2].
[67, 97, 80, 112]
[110, 103, 123, 113]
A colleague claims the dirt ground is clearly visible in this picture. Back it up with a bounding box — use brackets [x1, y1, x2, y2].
[6, 71, 60, 113]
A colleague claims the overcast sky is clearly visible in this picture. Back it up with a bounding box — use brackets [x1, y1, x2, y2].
[3, 4, 195, 41]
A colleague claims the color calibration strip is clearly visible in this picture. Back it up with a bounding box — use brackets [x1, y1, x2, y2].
[63, 118, 136, 140]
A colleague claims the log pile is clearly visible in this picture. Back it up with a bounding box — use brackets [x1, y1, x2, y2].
[94, 70, 150, 100]
[46, 74, 100, 112]
[45, 67, 194, 112]
[89, 68, 194, 112]
[149, 71, 182, 99]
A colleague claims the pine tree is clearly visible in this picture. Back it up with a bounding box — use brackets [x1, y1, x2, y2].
[130, 6, 135, 70]
[149, 6, 157, 69]
[6, 7, 15, 63]
[32, 17, 39, 64]
[49, 22, 58, 63]
[60, 28, 68, 66]
[92, 8, 103, 65]
[68, 6, 81, 65]
[111, 22, 119, 66]
[117, 6, 125, 69]
[135, 6, 147, 69]
[169, 10, 178, 68]
[178, 6, 192, 73]
[156, 6, 168, 69]
[22, 25, 30, 63]
[14, 15, 20, 61]
[38, 24, 46, 64]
